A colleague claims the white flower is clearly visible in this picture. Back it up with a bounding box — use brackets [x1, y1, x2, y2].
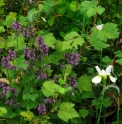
[95, 24, 104, 30]
[92, 65, 117, 84]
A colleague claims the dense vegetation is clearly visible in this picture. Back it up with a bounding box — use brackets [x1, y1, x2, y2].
[0, 0, 122, 124]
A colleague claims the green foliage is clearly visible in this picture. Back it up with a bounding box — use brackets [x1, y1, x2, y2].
[0, 107, 7, 116]
[77, 74, 92, 93]
[79, 109, 89, 118]
[58, 102, 79, 123]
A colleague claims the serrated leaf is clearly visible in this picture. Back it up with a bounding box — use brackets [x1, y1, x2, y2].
[71, 36, 84, 49]
[82, 91, 95, 99]
[86, 8, 96, 17]
[18, 16, 27, 26]
[79, 109, 89, 118]
[96, 6, 105, 15]
[77, 74, 92, 93]
[44, 0, 54, 14]
[20, 111, 34, 121]
[64, 31, 79, 40]
[44, 33, 56, 48]
[41, 81, 65, 97]
[58, 102, 79, 123]
[61, 40, 72, 50]
[64, 64, 72, 77]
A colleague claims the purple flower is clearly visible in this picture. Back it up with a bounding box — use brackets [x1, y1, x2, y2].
[23, 26, 35, 37]
[7, 49, 17, 60]
[37, 104, 46, 114]
[12, 22, 21, 31]
[44, 98, 54, 104]
[36, 37, 49, 57]
[64, 52, 80, 66]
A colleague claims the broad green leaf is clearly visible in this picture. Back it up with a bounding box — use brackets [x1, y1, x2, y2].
[9, 113, 17, 118]
[77, 74, 92, 93]
[39, 4, 44, 12]
[44, 0, 54, 14]
[20, 111, 35, 121]
[81, 91, 95, 99]
[0, 107, 7, 116]
[27, 8, 37, 23]
[41, 81, 65, 97]
[7, 36, 26, 50]
[0, 7, 4, 14]
[14, 56, 28, 70]
[58, 103, 79, 123]
[64, 31, 79, 40]
[70, 1, 77, 12]
[23, 93, 38, 101]
[57, 5, 66, 15]
[86, 8, 96, 17]
[18, 16, 27, 26]
[61, 40, 72, 50]
[96, 6, 105, 15]
[0, 26, 5, 33]
[44, 33, 57, 48]
[79, 109, 89, 118]
[102, 23, 118, 39]
[0, 0, 5, 6]
[5, 12, 17, 28]
[71, 36, 84, 49]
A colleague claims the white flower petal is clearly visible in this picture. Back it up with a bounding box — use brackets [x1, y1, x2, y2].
[109, 75, 117, 83]
[105, 84, 120, 94]
[92, 75, 102, 84]
[106, 65, 113, 74]
[95, 24, 104, 30]
[99, 69, 106, 76]
[95, 66, 102, 74]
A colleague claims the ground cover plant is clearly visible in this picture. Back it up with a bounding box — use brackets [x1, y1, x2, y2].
[0, 0, 122, 124]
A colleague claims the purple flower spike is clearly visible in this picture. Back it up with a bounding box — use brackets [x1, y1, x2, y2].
[37, 104, 46, 114]
[12, 22, 21, 31]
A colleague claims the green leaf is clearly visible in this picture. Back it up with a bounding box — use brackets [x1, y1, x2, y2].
[102, 23, 118, 39]
[71, 36, 84, 49]
[58, 102, 79, 123]
[0, 107, 7, 116]
[86, 8, 96, 17]
[81, 91, 95, 99]
[41, 81, 65, 97]
[103, 98, 112, 108]
[27, 8, 37, 24]
[44, 33, 57, 48]
[23, 93, 38, 101]
[39, 4, 44, 12]
[5, 12, 17, 28]
[70, 1, 77, 12]
[79, 109, 89, 118]
[64, 31, 79, 40]
[64, 64, 72, 77]
[77, 74, 92, 93]
[20, 111, 35, 121]
[0, 37, 5, 48]
[7, 36, 26, 50]
[6, 90, 11, 99]
[96, 6, 105, 15]
[44, 0, 54, 14]
[0, 26, 5, 33]
[0, 0, 5, 6]
[18, 16, 27, 26]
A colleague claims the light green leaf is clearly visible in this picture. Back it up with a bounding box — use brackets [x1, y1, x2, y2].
[58, 102, 79, 123]
[64, 31, 79, 40]
[77, 74, 92, 93]
[44, 0, 54, 14]
[103, 98, 112, 108]
[18, 16, 27, 26]
[86, 8, 96, 17]
[41, 81, 65, 97]
[0, 26, 5, 33]
[64, 64, 72, 77]
[96, 6, 105, 15]
[61, 40, 72, 51]
[70, 1, 77, 12]
[44, 33, 57, 48]
[79, 109, 89, 118]
[0, 107, 7, 116]
[20, 111, 35, 121]
[71, 36, 84, 49]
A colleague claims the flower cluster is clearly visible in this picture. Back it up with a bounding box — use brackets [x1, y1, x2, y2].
[2, 49, 17, 70]
[35, 68, 47, 80]
[12, 22, 21, 31]
[23, 26, 35, 37]
[36, 37, 49, 57]
[64, 52, 80, 66]
[44, 97, 54, 104]
[37, 104, 46, 114]
[0, 82, 18, 106]
[67, 76, 77, 88]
